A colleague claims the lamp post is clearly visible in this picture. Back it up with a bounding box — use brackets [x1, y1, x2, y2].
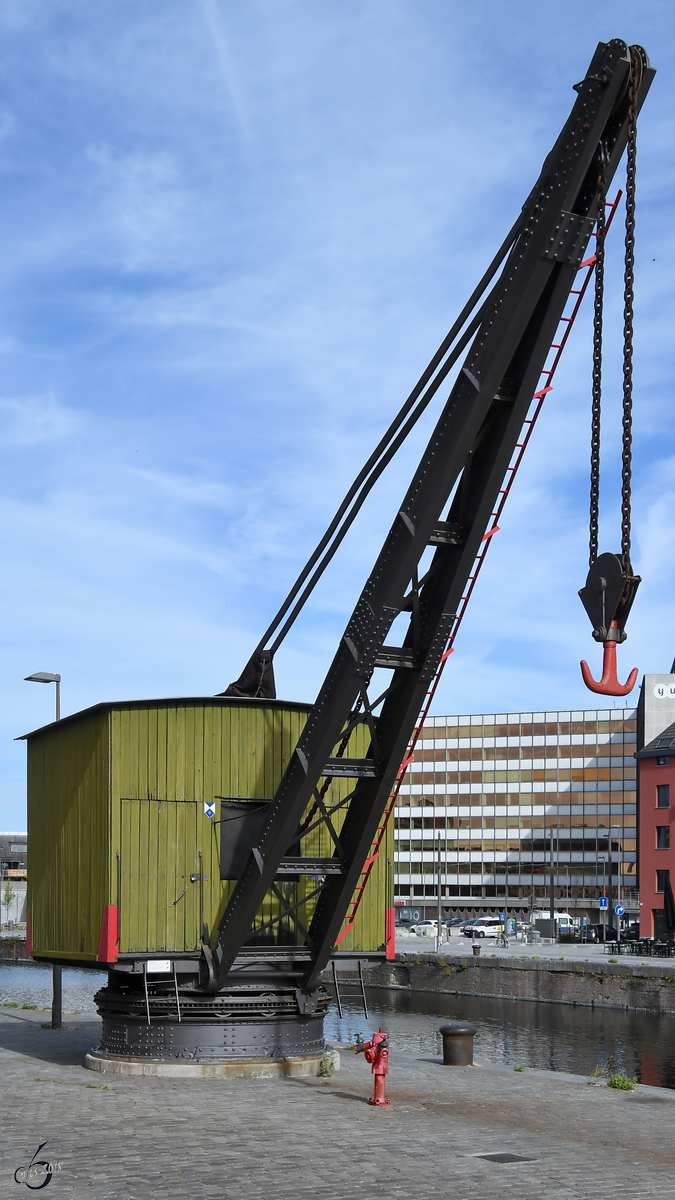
[24, 672, 61, 721]
[609, 825, 620, 937]
[598, 853, 608, 941]
[24, 670, 62, 1028]
[548, 825, 557, 931]
[435, 833, 442, 952]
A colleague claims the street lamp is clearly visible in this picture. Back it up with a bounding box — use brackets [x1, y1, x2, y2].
[609, 824, 621, 935]
[548, 824, 558, 928]
[24, 669, 63, 1028]
[24, 672, 61, 721]
[598, 853, 608, 940]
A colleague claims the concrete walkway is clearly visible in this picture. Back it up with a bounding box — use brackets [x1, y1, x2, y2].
[1, 1009, 674, 1198]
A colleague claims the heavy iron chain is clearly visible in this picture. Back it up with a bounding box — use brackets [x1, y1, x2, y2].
[589, 151, 606, 567]
[588, 49, 642, 568]
[621, 48, 642, 563]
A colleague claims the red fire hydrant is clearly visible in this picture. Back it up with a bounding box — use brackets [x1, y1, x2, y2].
[355, 1028, 390, 1106]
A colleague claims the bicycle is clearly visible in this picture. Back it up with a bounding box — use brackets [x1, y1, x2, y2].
[496, 931, 509, 949]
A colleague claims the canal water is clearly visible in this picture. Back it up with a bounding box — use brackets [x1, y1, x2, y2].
[325, 986, 675, 1089]
[2, 964, 675, 1089]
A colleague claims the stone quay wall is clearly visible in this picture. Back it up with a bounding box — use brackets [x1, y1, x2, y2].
[0, 938, 32, 964]
[366, 953, 675, 1014]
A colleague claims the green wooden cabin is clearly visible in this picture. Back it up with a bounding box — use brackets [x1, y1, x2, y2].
[22, 697, 391, 965]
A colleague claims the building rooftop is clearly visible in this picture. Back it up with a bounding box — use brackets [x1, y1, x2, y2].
[636, 721, 675, 758]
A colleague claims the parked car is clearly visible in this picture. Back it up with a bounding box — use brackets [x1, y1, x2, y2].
[444, 917, 465, 928]
[412, 920, 439, 937]
[621, 922, 640, 942]
[455, 918, 482, 935]
[462, 917, 504, 939]
[582, 923, 617, 943]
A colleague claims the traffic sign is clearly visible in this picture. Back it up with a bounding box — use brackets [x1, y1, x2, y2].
[499, 912, 505, 919]
[615, 904, 625, 916]
[599, 897, 608, 909]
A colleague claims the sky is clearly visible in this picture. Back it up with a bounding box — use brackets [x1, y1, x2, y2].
[0, 1, 674, 828]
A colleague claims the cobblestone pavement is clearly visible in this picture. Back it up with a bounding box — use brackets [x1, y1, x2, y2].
[1, 1010, 674, 1199]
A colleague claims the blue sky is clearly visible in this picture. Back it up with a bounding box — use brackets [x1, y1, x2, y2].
[1, 2, 674, 827]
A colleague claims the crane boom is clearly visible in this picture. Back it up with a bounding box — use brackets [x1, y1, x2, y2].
[205, 39, 654, 998]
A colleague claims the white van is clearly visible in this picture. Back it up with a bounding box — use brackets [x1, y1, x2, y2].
[462, 917, 503, 939]
[531, 911, 578, 929]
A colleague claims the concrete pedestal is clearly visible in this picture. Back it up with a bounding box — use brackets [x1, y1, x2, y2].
[85, 1048, 339, 1079]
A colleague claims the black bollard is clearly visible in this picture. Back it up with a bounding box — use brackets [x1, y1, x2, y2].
[51, 963, 62, 1030]
[439, 1020, 477, 1066]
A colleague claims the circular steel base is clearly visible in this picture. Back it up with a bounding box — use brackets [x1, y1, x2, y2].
[94, 983, 329, 1062]
[85, 1049, 335, 1078]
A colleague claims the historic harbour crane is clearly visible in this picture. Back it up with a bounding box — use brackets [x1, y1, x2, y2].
[25, 39, 653, 1067]
[210, 37, 653, 997]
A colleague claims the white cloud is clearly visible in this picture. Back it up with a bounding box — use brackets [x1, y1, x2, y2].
[0, 394, 81, 445]
[0, 4, 673, 826]
[86, 144, 187, 270]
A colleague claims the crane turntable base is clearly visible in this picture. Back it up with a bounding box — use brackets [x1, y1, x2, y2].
[84, 1048, 337, 1079]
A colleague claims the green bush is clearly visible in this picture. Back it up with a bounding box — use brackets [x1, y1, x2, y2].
[607, 1073, 636, 1091]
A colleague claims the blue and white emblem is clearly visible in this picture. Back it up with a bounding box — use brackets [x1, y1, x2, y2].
[204, 801, 216, 819]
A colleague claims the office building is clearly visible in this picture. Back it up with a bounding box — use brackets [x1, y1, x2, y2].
[0, 833, 27, 927]
[394, 706, 638, 922]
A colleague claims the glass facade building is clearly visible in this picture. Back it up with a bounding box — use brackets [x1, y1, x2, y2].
[394, 706, 637, 915]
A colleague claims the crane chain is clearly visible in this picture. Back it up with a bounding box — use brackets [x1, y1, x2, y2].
[589, 49, 642, 570]
[621, 48, 642, 564]
[589, 153, 606, 567]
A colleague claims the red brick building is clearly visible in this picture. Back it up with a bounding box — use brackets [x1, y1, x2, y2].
[637, 722, 675, 939]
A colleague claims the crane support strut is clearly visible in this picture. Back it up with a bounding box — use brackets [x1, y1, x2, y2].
[205, 40, 654, 1004]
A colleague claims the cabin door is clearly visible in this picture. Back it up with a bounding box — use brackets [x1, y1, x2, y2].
[119, 798, 202, 953]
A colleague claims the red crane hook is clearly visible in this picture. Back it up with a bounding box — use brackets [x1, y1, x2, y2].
[579, 622, 638, 696]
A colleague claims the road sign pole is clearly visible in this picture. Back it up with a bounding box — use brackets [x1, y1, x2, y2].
[599, 890, 608, 943]
[615, 903, 625, 943]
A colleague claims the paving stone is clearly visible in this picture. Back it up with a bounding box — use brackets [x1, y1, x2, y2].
[0, 1011, 674, 1198]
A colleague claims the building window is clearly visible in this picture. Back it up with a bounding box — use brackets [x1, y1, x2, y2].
[657, 784, 671, 808]
[658, 756, 671, 766]
[657, 869, 670, 893]
[657, 827, 671, 850]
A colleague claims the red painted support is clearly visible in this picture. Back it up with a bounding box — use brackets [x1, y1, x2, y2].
[96, 906, 119, 963]
[385, 907, 396, 959]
